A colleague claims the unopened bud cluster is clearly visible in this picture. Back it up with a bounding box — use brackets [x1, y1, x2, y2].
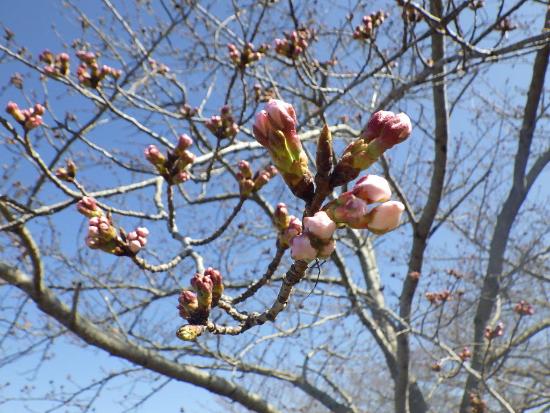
[236, 160, 278, 197]
[469, 393, 487, 413]
[77, 196, 149, 255]
[514, 300, 534, 316]
[332, 110, 412, 187]
[495, 18, 517, 34]
[353, 11, 388, 41]
[179, 103, 197, 119]
[5, 101, 44, 131]
[324, 174, 405, 234]
[458, 346, 471, 361]
[227, 42, 269, 69]
[205, 105, 239, 140]
[425, 289, 451, 305]
[76, 50, 121, 88]
[291, 211, 336, 261]
[178, 267, 224, 334]
[274, 28, 313, 59]
[484, 322, 504, 340]
[55, 159, 77, 182]
[40, 49, 70, 77]
[144, 134, 195, 185]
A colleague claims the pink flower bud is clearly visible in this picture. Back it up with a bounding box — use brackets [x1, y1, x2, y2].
[76, 196, 102, 218]
[5, 101, 18, 114]
[367, 201, 404, 234]
[33, 103, 45, 116]
[361, 110, 395, 141]
[274, 203, 290, 229]
[303, 211, 336, 240]
[279, 215, 303, 247]
[253, 110, 270, 146]
[178, 289, 198, 319]
[290, 234, 318, 261]
[176, 134, 193, 151]
[330, 192, 370, 227]
[144, 145, 165, 166]
[362, 111, 412, 148]
[352, 174, 391, 203]
[238, 160, 253, 179]
[265, 99, 297, 132]
[58, 52, 70, 62]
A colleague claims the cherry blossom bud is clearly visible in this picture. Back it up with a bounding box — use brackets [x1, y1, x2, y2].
[126, 226, 149, 254]
[265, 99, 297, 133]
[144, 145, 165, 167]
[175, 134, 193, 153]
[253, 111, 270, 147]
[366, 201, 404, 234]
[303, 211, 336, 240]
[205, 267, 223, 305]
[76, 196, 103, 218]
[290, 234, 318, 262]
[254, 170, 271, 188]
[274, 203, 290, 229]
[514, 300, 534, 316]
[191, 273, 213, 310]
[178, 290, 198, 319]
[178, 150, 195, 165]
[485, 322, 504, 340]
[362, 111, 412, 148]
[238, 160, 253, 180]
[24, 115, 43, 130]
[176, 324, 203, 341]
[459, 347, 471, 361]
[279, 216, 302, 248]
[39, 49, 54, 65]
[353, 174, 391, 203]
[173, 171, 190, 183]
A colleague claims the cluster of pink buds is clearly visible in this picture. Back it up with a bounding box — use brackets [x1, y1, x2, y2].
[236, 160, 278, 197]
[179, 103, 197, 119]
[39, 49, 70, 77]
[76, 50, 121, 88]
[144, 134, 196, 185]
[126, 227, 149, 253]
[458, 346, 472, 361]
[178, 267, 224, 329]
[353, 11, 388, 41]
[485, 322, 504, 340]
[227, 42, 269, 69]
[77, 197, 149, 255]
[5, 101, 44, 131]
[148, 58, 170, 75]
[430, 361, 442, 372]
[76, 196, 103, 218]
[205, 105, 239, 140]
[253, 99, 315, 201]
[86, 216, 117, 253]
[274, 28, 313, 59]
[273, 203, 303, 248]
[425, 289, 451, 305]
[324, 174, 405, 234]
[55, 159, 77, 182]
[514, 300, 534, 316]
[332, 110, 412, 187]
[397, 0, 423, 23]
[290, 211, 336, 262]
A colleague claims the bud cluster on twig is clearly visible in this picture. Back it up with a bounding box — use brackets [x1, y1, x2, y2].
[484, 321, 504, 340]
[290, 211, 336, 261]
[514, 300, 534, 316]
[236, 160, 278, 197]
[324, 174, 405, 234]
[227, 42, 269, 69]
[205, 105, 239, 140]
[76, 196, 149, 255]
[76, 50, 121, 88]
[39, 49, 70, 77]
[274, 28, 313, 59]
[425, 289, 451, 305]
[353, 11, 388, 41]
[5, 101, 44, 131]
[55, 159, 77, 182]
[177, 268, 224, 339]
[144, 134, 196, 185]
